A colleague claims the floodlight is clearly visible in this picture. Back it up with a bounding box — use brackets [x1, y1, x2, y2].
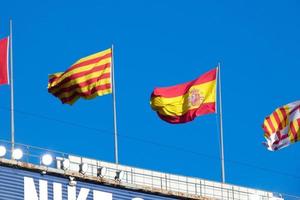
[79, 163, 88, 174]
[62, 159, 70, 170]
[97, 167, 107, 177]
[12, 148, 23, 160]
[41, 154, 53, 166]
[0, 146, 6, 157]
[115, 170, 124, 181]
[69, 176, 77, 186]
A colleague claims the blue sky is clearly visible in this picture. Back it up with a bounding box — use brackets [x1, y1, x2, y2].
[1, 0, 300, 198]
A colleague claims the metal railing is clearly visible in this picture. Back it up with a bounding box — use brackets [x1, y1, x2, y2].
[0, 139, 287, 200]
[65, 155, 282, 200]
[0, 139, 68, 167]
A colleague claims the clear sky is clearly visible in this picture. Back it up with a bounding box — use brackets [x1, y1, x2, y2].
[1, 0, 300, 199]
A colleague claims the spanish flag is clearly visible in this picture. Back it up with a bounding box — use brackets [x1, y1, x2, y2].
[150, 68, 217, 124]
[262, 100, 300, 151]
[48, 48, 112, 105]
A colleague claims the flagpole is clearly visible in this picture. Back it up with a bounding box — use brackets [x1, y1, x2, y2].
[217, 63, 225, 183]
[9, 19, 15, 152]
[111, 44, 119, 164]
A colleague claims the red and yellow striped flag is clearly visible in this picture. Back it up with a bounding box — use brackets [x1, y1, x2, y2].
[150, 68, 217, 124]
[48, 48, 112, 105]
[262, 100, 300, 151]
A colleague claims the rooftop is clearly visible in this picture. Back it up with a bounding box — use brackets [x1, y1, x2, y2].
[0, 140, 284, 200]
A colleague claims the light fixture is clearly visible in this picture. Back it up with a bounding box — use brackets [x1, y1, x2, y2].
[97, 167, 107, 177]
[62, 159, 70, 170]
[0, 146, 6, 157]
[79, 163, 88, 174]
[115, 170, 124, 181]
[41, 170, 47, 175]
[41, 154, 53, 166]
[69, 176, 77, 186]
[12, 148, 23, 160]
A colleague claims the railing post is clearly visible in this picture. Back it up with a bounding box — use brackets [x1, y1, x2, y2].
[26, 145, 29, 163]
[165, 174, 168, 190]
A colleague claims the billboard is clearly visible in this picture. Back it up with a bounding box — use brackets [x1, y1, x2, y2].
[0, 165, 178, 200]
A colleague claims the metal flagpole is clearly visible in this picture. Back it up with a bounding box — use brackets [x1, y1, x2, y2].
[111, 44, 119, 164]
[9, 19, 15, 151]
[217, 63, 225, 183]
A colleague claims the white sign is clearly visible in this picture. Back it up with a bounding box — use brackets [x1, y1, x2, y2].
[24, 177, 144, 200]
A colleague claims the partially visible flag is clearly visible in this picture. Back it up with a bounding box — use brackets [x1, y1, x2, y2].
[0, 37, 9, 85]
[262, 100, 300, 151]
[48, 48, 112, 105]
[150, 68, 217, 124]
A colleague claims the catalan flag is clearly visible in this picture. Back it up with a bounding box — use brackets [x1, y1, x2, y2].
[150, 68, 217, 124]
[0, 37, 9, 85]
[48, 48, 112, 105]
[262, 100, 300, 151]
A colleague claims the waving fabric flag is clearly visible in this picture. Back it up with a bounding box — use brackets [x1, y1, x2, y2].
[0, 37, 9, 85]
[48, 48, 112, 105]
[150, 68, 217, 124]
[262, 100, 300, 151]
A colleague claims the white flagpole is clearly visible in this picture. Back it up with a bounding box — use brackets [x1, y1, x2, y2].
[217, 63, 225, 183]
[9, 19, 15, 151]
[111, 44, 119, 164]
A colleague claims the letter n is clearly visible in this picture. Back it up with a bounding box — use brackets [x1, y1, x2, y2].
[24, 177, 47, 200]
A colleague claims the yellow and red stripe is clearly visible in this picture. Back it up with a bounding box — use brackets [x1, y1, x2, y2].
[262, 106, 289, 136]
[48, 48, 112, 105]
[262, 100, 300, 151]
[150, 68, 217, 124]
